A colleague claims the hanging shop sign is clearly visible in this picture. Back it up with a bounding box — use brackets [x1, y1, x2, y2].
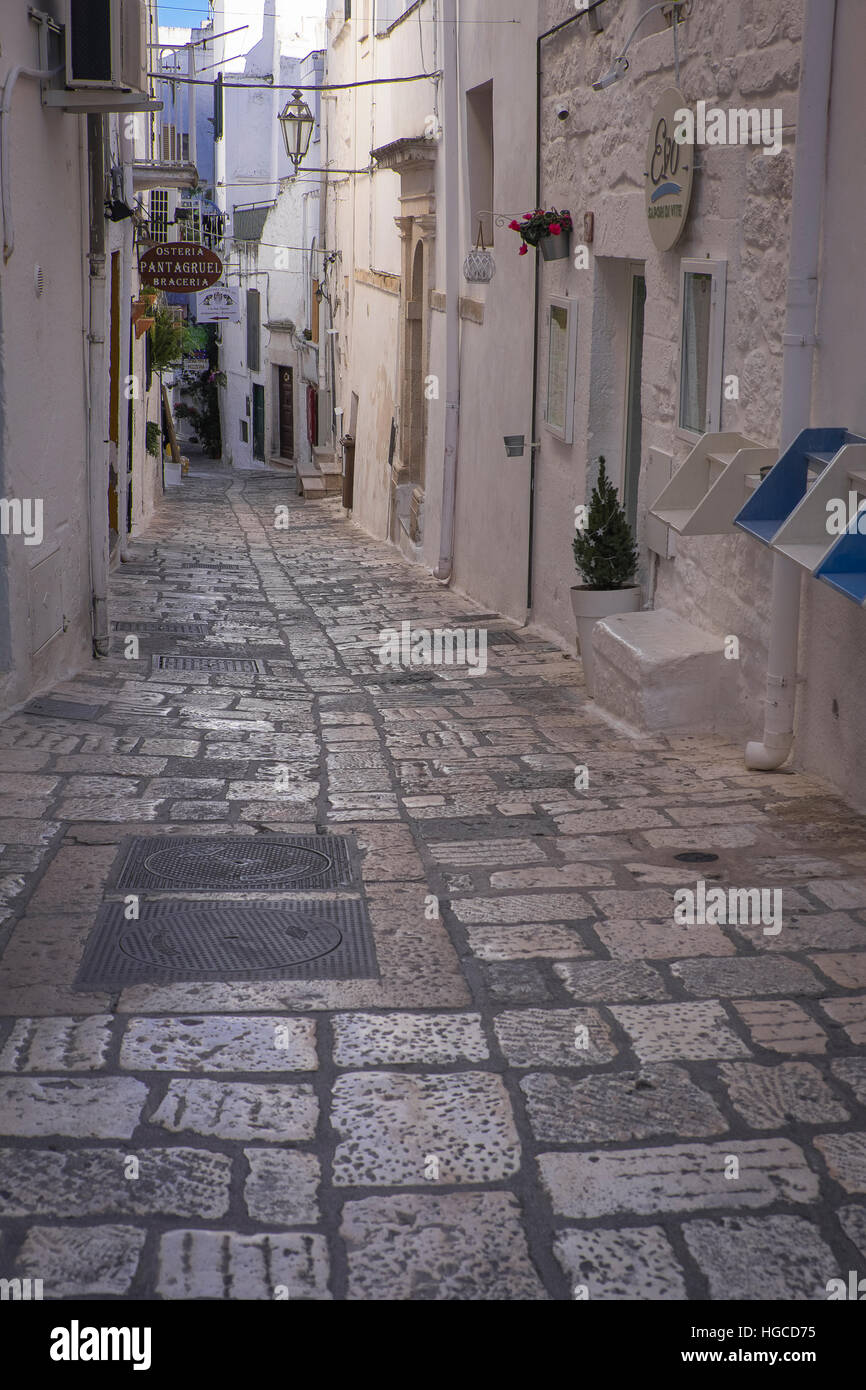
[139, 243, 223, 292]
[645, 87, 694, 252]
[195, 285, 241, 322]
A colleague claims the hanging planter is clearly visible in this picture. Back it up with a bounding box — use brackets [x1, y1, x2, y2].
[463, 221, 496, 283]
[509, 207, 573, 260]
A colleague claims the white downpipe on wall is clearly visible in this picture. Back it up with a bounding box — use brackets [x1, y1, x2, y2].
[85, 118, 110, 658]
[745, 0, 836, 772]
[433, 0, 460, 584]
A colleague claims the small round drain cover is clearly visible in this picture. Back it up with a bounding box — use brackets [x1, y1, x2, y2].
[674, 852, 719, 864]
[118, 911, 342, 973]
[142, 840, 332, 887]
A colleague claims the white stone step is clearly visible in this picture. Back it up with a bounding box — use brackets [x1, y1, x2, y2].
[591, 608, 740, 735]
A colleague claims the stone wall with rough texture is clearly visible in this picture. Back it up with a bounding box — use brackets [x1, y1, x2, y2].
[533, 0, 805, 744]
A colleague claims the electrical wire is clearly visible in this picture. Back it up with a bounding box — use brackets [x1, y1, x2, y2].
[147, 71, 439, 90]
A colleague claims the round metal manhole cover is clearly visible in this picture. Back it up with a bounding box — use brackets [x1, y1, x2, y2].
[141, 840, 332, 887]
[118, 912, 343, 973]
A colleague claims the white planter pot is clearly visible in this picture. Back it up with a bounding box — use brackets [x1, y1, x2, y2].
[570, 585, 641, 695]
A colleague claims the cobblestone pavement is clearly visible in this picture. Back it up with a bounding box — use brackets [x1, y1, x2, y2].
[1, 464, 866, 1300]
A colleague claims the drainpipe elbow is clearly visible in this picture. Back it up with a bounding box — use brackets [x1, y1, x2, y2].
[432, 562, 452, 586]
[744, 731, 794, 771]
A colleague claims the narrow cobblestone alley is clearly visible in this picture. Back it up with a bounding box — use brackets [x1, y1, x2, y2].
[1, 465, 865, 1301]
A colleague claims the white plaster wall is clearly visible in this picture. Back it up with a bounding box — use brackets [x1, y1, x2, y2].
[0, 3, 93, 709]
[323, 0, 538, 620]
[797, 0, 866, 810]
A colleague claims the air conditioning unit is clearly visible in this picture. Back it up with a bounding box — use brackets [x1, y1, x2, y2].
[65, 0, 147, 93]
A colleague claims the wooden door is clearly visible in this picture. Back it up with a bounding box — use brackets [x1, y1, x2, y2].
[279, 366, 294, 459]
[252, 383, 265, 462]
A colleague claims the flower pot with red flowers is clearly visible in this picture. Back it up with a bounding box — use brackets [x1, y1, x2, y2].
[509, 208, 573, 261]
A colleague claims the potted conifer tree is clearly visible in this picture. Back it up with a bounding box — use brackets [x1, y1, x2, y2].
[571, 457, 641, 695]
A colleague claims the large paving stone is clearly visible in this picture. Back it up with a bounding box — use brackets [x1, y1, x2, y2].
[481, 961, 556, 1002]
[489, 865, 615, 889]
[428, 838, 547, 867]
[243, 1150, 321, 1224]
[593, 918, 735, 960]
[554, 960, 668, 1003]
[466, 923, 591, 961]
[340, 1192, 547, 1300]
[332, 1012, 488, 1066]
[732, 1000, 828, 1054]
[150, 1079, 318, 1140]
[538, 1139, 819, 1218]
[120, 1015, 317, 1072]
[0, 1147, 231, 1218]
[670, 956, 824, 998]
[752, 913, 866, 953]
[0, 1016, 113, 1071]
[682, 1215, 838, 1300]
[610, 1001, 751, 1062]
[452, 893, 592, 924]
[554, 1226, 687, 1300]
[820, 995, 866, 1045]
[13, 1225, 146, 1297]
[837, 1204, 866, 1259]
[0, 1077, 146, 1138]
[157, 1230, 331, 1299]
[25, 845, 119, 914]
[830, 1058, 866, 1105]
[718, 1062, 850, 1129]
[814, 1132, 866, 1193]
[810, 953, 866, 989]
[521, 1066, 727, 1144]
[493, 1008, 617, 1068]
[331, 1071, 520, 1186]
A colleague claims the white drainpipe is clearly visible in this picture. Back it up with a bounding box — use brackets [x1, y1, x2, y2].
[433, 0, 460, 584]
[85, 117, 110, 657]
[745, 0, 836, 771]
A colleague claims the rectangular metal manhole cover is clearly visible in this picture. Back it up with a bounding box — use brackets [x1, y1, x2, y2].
[109, 834, 358, 893]
[74, 899, 378, 988]
[23, 698, 104, 721]
[112, 620, 210, 636]
[181, 563, 246, 573]
[152, 655, 266, 674]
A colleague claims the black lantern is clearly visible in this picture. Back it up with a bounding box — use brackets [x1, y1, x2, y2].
[278, 89, 315, 173]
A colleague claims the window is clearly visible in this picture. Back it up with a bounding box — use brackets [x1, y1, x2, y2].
[677, 259, 727, 438]
[545, 297, 578, 443]
[149, 189, 169, 243]
[466, 81, 494, 248]
[240, 420, 248, 442]
[177, 202, 201, 243]
[375, 1, 414, 35]
[246, 290, 261, 372]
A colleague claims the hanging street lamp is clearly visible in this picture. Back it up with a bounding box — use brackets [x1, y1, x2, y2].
[278, 89, 315, 173]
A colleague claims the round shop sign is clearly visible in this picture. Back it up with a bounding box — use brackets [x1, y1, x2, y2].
[139, 242, 223, 292]
[645, 87, 694, 252]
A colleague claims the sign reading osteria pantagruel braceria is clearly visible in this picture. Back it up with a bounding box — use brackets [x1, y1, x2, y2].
[139, 243, 223, 292]
[645, 87, 694, 251]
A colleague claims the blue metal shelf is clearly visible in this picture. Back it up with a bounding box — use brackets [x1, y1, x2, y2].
[733, 428, 866, 545]
[815, 515, 866, 605]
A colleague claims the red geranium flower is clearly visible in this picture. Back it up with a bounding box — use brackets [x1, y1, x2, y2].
[548, 222, 562, 236]
[518, 244, 528, 255]
[508, 220, 521, 231]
